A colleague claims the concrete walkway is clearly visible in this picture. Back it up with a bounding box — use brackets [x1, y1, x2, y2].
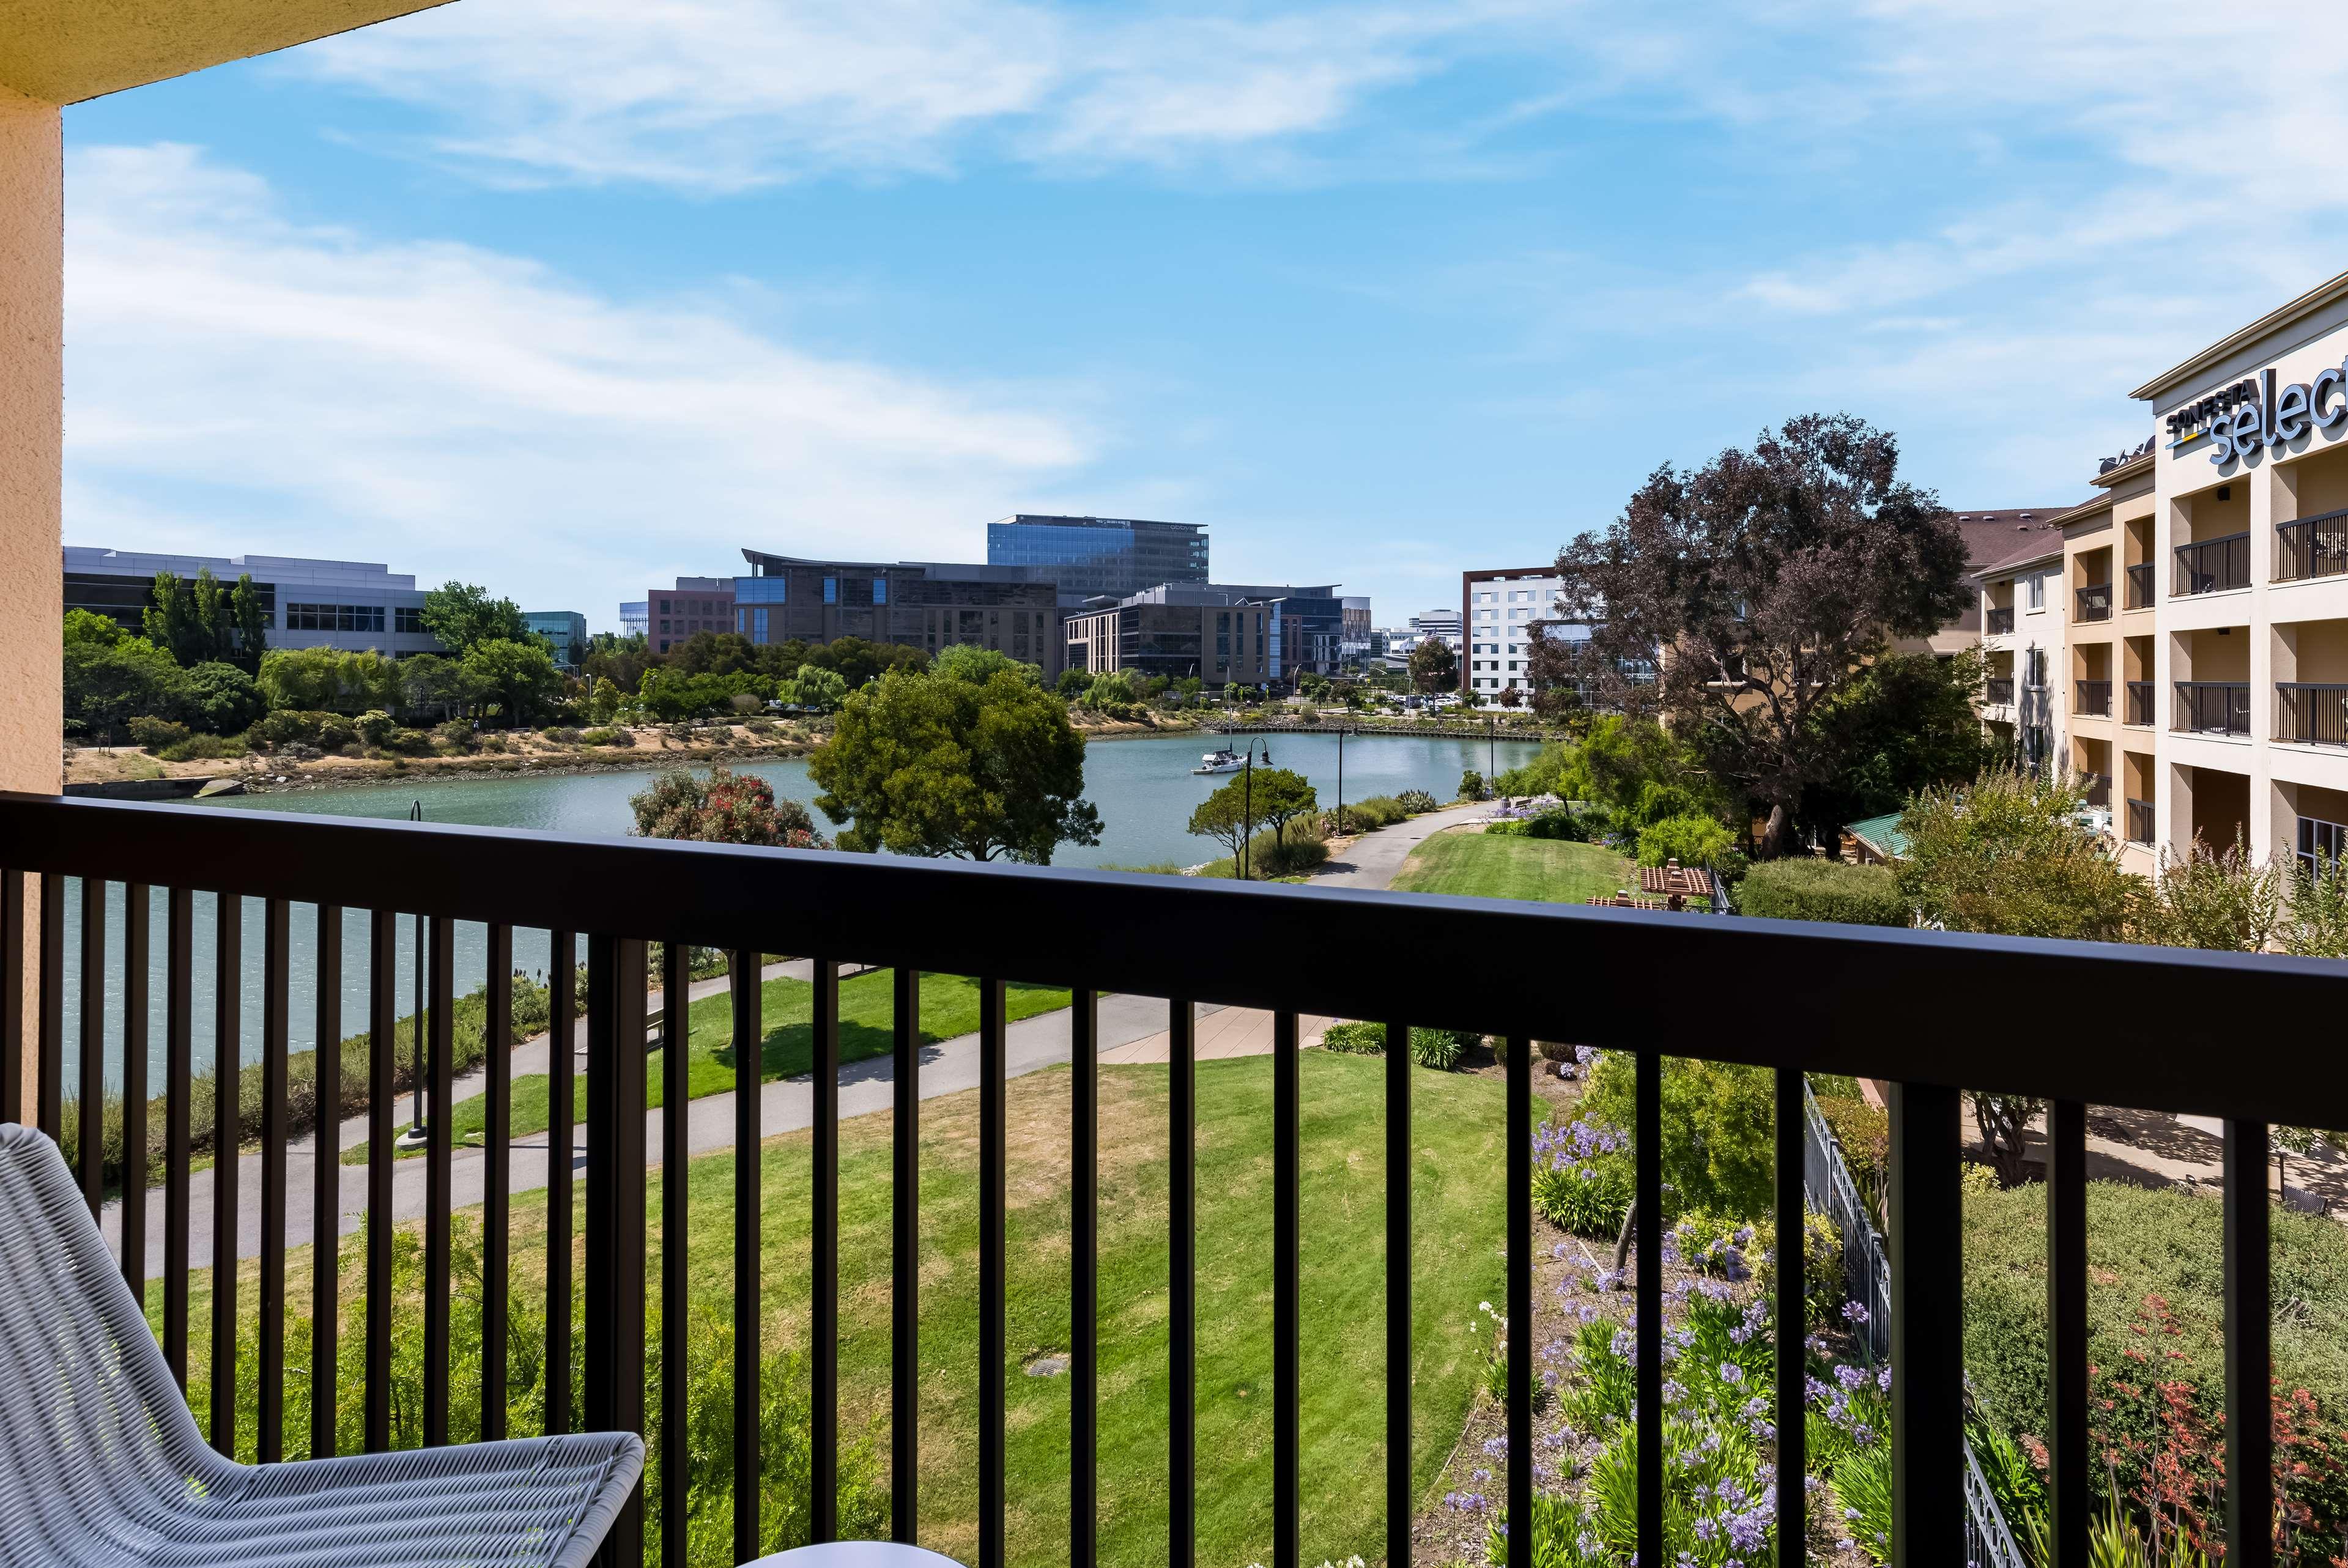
[1310, 800, 1489, 890]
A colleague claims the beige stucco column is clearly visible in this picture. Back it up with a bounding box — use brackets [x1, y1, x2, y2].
[0, 84, 61, 1119]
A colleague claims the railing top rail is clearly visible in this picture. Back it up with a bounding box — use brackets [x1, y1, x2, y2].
[2281, 506, 2348, 529]
[2278, 681, 2348, 690]
[2, 793, 2344, 1122]
[2177, 530, 2252, 550]
[2175, 679, 2250, 689]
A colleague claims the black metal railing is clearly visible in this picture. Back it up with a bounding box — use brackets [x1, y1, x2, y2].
[2075, 679, 2111, 717]
[2126, 681, 2154, 726]
[2, 794, 2344, 1568]
[2125, 561, 2154, 610]
[2276, 682, 2348, 749]
[2176, 681, 2253, 736]
[2075, 583, 2113, 623]
[2127, 797, 2157, 846]
[1986, 606, 2015, 634]
[1984, 676, 2015, 706]
[2083, 772, 2111, 808]
[2275, 508, 2348, 583]
[2175, 531, 2251, 595]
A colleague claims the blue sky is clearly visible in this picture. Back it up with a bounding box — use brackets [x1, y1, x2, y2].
[59, 0, 2348, 631]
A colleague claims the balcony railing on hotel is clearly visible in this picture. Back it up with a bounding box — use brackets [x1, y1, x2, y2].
[2075, 583, 2112, 623]
[2083, 772, 2111, 808]
[2125, 561, 2154, 610]
[1, 793, 2342, 1568]
[2276, 682, 2348, 749]
[1985, 606, 2015, 634]
[2275, 508, 2348, 583]
[2126, 680, 2154, 726]
[1984, 676, 2015, 706]
[2174, 532, 2251, 596]
[2075, 679, 2111, 717]
[2176, 681, 2252, 737]
[2127, 797, 2157, 845]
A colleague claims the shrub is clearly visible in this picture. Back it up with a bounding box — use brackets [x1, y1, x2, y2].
[248, 709, 358, 753]
[740, 718, 776, 736]
[157, 732, 249, 763]
[1341, 795, 1410, 830]
[1248, 819, 1328, 877]
[1395, 789, 1439, 813]
[1636, 812, 1735, 869]
[1584, 1054, 1774, 1222]
[355, 709, 398, 747]
[538, 725, 584, 745]
[127, 715, 191, 752]
[1530, 1131, 1632, 1238]
[1523, 806, 1591, 841]
[579, 727, 632, 747]
[1813, 1092, 1887, 1218]
[1670, 1210, 1757, 1279]
[1460, 768, 1487, 801]
[1738, 859, 1908, 926]
[1317, 1020, 1387, 1054]
[1409, 1026, 1476, 1070]
[431, 719, 478, 752]
[632, 766, 828, 848]
[1752, 1208, 1844, 1331]
[381, 727, 433, 756]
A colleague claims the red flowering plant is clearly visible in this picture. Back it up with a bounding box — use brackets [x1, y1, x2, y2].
[629, 766, 831, 849]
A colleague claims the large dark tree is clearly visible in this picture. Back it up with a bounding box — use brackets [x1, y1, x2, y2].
[1407, 638, 1457, 694]
[1531, 413, 1970, 856]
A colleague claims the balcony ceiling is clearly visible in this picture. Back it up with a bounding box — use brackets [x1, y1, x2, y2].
[0, 0, 449, 105]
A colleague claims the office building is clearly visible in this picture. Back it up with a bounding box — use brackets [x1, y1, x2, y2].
[1340, 596, 1373, 664]
[1461, 569, 1591, 697]
[1988, 267, 2348, 878]
[646, 577, 736, 654]
[1411, 607, 1464, 649]
[523, 610, 588, 668]
[1062, 587, 1271, 687]
[735, 552, 1064, 676]
[63, 547, 441, 654]
[985, 514, 1209, 599]
[620, 601, 649, 639]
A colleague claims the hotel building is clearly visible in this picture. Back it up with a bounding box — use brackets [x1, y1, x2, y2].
[1990, 270, 2348, 878]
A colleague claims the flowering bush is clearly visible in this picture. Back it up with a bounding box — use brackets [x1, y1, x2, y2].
[630, 766, 829, 848]
[1529, 1118, 1632, 1237]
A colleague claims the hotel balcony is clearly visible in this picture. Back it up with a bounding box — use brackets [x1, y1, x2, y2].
[2127, 796, 2157, 845]
[2075, 679, 2111, 719]
[2176, 681, 2253, 737]
[2124, 561, 2155, 611]
[2075, 583, 2113, 624]
[1984, 675, 2015, 707]
[2278, 684, 2348, 749]
[2276, 508, 2348, 584]
[1985, 606, 2015, 635]
[2175, 532, 2251, 597]
[2126, 680, 2155, 727]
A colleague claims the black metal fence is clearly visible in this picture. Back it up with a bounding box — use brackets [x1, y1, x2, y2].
[2176, 681, 2252, 736]
[2127, 680, 2154, 726]
[2276, 682, 2348, 749]
[2, 794, 2345, 1568]
[1985, 676, 2015, 706]
[2125, 561, 2154, 610]
[2075, 583, 2113, 623]
[2174, 531, 2251, 596]
[2075, 679, 2111, 717]
[1986, 606, 2015, 634]
[2275, 508, 2348, 583]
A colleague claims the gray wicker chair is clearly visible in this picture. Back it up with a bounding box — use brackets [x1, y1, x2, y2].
[0, 1123, 643, 1567]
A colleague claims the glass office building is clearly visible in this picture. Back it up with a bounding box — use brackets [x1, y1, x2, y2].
[986, 515, 1207, 599]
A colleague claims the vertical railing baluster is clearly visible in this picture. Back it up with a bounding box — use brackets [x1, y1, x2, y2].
[483, 924, 513, 1441]
[1506, 1037, 1531, 1553]
[1889, 1082, 1962, 1565]
[2048, 1099, 2089, 1565]
[210, 891, 242, 1458]
[1272, 1009, 1298, 1568]
[365, 909, 395, 1453]
[813, 958, 842, 1544]
[585, 934, 648, 1565]
[547, 930, 576, 1438]
[76, 877, 106, 1214]
[423, 915, 453, 1447]
[121, 884, 148, 1310]
[258, 897, 290, 1461]
[37, 872, 62, 1142]
[2226, 1120, 2274, 1568]
[1385, 1016, 1412, 1568]
[312, 904, 340, 1458]
[165, 887, 192, 1389]
[736, 948, 767, 1562]
[1635, 1050, 1661, 1568]
[1, 870, 23, 1125]
[1170, 999, 1196, 1568]
[978, 976, 1007, 1568]
[661, 941, 689, 1568]
[1774, 1068, 1805, 1557]
[1072, 988, 1100, 1568]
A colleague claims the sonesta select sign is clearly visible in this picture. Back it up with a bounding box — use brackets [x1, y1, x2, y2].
[2167, 361, 2348, 465]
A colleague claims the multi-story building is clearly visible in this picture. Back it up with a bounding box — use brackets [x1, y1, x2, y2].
[646, 577, 736, 654]
[1462, 568, 1567, 697]
[734, 552, 1064, 676]
[1982, 268, 2348, 877]
[1061, 586, 1272, 688]
[619, 601, 649, 639]
[985, 514, 1209, 599]
[1410, 607, 1463, 650]
[523, 610, 587, 668]
[1340, 596, 1373, 665]
[63, 547, 442, 654]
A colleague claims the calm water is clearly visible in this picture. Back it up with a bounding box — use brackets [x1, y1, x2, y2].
[64, 730, 1539, 1088]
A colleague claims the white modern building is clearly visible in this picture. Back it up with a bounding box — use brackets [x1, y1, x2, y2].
[1461, 567, 1585, 697]
[64, 547, 443, 656]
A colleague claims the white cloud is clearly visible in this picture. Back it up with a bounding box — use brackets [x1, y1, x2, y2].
[64, 144, 1097, 623]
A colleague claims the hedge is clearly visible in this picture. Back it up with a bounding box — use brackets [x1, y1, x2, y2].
[1737, 858, 1908, 926]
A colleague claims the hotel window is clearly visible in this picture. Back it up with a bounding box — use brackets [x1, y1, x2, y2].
[2025, 648, 2046, 689]
[2025, 574, 2044, 610]
[395, 607, 424, 634]
[2301, 817, 2348, 878]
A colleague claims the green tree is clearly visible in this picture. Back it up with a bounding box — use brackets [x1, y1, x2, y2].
[142, 567, 265, 669]
[2136, 836, 2285, 953]
[582, 632, 652, 697]
[810, 665, 1100, 863]
[1557, 716, 1708, 816]
[1250, 767, 1317, 846]
[1636, 812, 1735, 870]
[1584, 1052, 1774, 1221]
[1799, 649, 1998, 845]
[631, 767, 825, 847]
[228, 575, 269, 672]
[419, 581, 527, 656]
[777, 664, 847, 714]
[2286, 849, 2348, 959]
[1187, 778, 1262, 871]
[257, 646, 401, 715]
[1056, 666, 1092, 699]
[461, 637, 565, 728]
[1223, 682, 1242, 706]
[587, 676, 623, 724]
[398, 652, 484, 723]
[1408, 638, 1457, 694]
[64, 621, 180, 739]
[179, 661, 265, 734]
[931, 644, 1030, 686]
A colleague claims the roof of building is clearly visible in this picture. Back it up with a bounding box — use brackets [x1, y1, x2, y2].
[1944, 507, 2076, 571]
[2130, 267, 2348, 403]
[1846, 812, 1910, 861]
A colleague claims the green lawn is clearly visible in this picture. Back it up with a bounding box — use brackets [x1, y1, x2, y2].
[178, 1052, 1510, 1568]
[1389, 827, 1639, 904]
[349, 969, 1069, 1162]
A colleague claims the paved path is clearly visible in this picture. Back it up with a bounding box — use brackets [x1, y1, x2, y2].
[102, 983, 1262, 1272]
[1311, 801, 1490, 891]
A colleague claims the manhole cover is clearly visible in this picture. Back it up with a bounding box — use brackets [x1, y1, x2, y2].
[1023, 1353, 1069, 1378]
